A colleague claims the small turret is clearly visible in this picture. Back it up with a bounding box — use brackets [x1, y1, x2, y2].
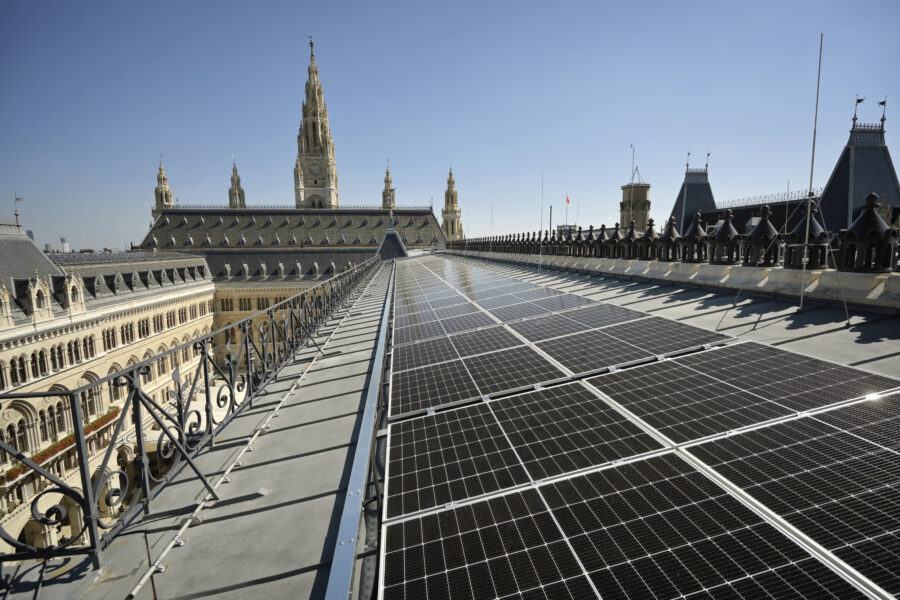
[382, 162, 395, 209]
[228, 161, 246, 209]
[153, 161, 174, 219]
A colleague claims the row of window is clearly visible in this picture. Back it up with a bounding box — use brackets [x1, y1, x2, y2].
[221, 297, 290, 312]
[1, 338, 98, 390]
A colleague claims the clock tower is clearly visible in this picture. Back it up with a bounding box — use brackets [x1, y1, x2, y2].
[294, 39, 339, 208]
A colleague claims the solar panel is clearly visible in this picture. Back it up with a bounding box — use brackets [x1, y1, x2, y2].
[561, 302, 644, 329]
[537, 329, 652, 374]
[382, 489, 596, 600]
[432, 303, 480, 320]
[601, 316, 729, 356]
[488, 302, 551, 322]
[474, 294, 529, 310]
[671, 342, 898, 411]
[529, 294, 592, 312]
[395, 310, 439, 328]
[426, 295, 469, 310]
[463, 346, 567, 395]
[439, 311, 497, 334]
[394, 320, 446, 345]
[385, 403, 531, 518]
[390, 360, 481, 417]
[449, 326, 523, 358]
[508, 313, 587, 342]
[512, 287, 565, 301]
[588, 359, 793, 443]
[490, 382, 664, 479]
[392, 336, 459, 372]
[814, 393, 900, 451]
[542, 453, 865, 599]
[690, 416, 900, 595]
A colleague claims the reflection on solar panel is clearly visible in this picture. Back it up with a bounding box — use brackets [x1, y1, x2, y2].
[542, 454, 864, 599]
[488, 302, 551, 322]
[815, 393, 900, 451]
[588, 359, 793, 443]
[678, 342, 898, 411]
[690, 416, 900, 595]
[491, 382, 663, 479]
[394, 310, 438, 328]
[562, 302, 644, 329]
[386, 403, 530, 518]
[382, 488, 596, 600]
[463, 346, 567, 394]
[530, 294, 591, 312]
[602, 316, 729, 355]
[390, 360, 480, 416]
[449, 326, 523, 357]
[432, 303, 479, 319]
[394, 320, 445, 345]
[392, 336, 459, 372]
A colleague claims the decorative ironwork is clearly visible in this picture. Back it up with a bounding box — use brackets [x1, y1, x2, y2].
[0, 256, 380, 569]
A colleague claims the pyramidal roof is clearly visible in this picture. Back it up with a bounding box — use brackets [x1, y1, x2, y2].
[818, 115, 899, 232]
[667, 167, 717, 234]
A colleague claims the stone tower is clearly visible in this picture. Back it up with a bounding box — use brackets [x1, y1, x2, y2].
[620, 181, 651, 232]
[228, 161, 246, 209]
[153, 161, 174, 220]
[441, 168, 463, 241]
[294, 39, 338, 209]
[382, 163, 396, 209]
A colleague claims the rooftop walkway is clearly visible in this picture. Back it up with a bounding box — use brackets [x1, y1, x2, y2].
[9, 263, 391, 600]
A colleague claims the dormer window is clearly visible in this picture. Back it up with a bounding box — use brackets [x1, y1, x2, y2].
[35, 290, 45, 309]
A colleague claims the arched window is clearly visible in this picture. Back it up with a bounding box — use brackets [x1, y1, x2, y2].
[38, 350, 48, 376]
[0, 364, 7, 391]
[50, 349, 59, 371]
[56, 401, 66, 433]
[39, 411, 48, 441]
[71, 285, 79, 304]
[31, 352, 40, 378]
[15, 420, 28, 453]
[5, 424, 16, 454]
[35, 290, 45, 309]
[47, 406, 57, 438]
[67, 341, 75, 364]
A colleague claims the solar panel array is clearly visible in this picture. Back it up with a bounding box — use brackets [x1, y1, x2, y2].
[381, 255, 900, 599]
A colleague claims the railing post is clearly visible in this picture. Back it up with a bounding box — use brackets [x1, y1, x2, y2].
[131, 374, 153, 517]
[68, 391, 103, 569]
[201, 338, 215, 448]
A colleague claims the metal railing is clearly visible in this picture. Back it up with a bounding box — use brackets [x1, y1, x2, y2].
[717, 188, 823, 209]
[172, 204, 434, 211]
[0, 256, 381, 570]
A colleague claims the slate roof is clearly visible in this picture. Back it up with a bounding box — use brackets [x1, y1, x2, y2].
[138, 207, 446, 251]
[667, 170, 717, 233]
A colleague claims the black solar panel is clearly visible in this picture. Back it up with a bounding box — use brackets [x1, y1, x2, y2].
[390, 360, 480, 416]
[432, 303, 480, 320]
[382, 489, 596, 600]
[673, 342, 898, 411]
[542, 454, 865, 599]
[488, 301, 551, 322]
[426, 295, 469, 310]
[392, 336, 459, 372]
[530, 294, 592, 312]
[814, 394, 900, 451]
[561, 302, 644, 329]
[394, 310, 439, 328]
[439, 311, 497, 334]
[491, 382, 664, 479]
[602, 316, 729, 356]
[588, 359, 793, 443]
[463, 346, 567, 394]
[537, 329, 652, 374]
[449, 326, 523, 358]
[690, 417, 900, 595]
[475, 294, 529, 310]
[394, 320, 446, 345]
[508, 313, 586, 342]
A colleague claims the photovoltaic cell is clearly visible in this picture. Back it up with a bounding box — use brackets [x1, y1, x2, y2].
[601, 316, 729, 356]
[394, 320, 446, 345]
[427, 295, 469, 310]
[439, 311, 497, 334]
[386, 403, 530, 518]
[562, 302, 644, 329]
[382, 488, 596, 600]
[537, 330, 652, 374]
[475, 294, 529, 310]
[463, 346, 567, 394]
[691, 417, 900, 595]
[390, 360, 480, 416]
[508, 313, 586, 342]
[449, 326, 523, 358]
[488, 302, 551, 323]
[392, 336, 459, 372]
[529, 294, 592, 312]
[491, 382, 664, 479]
[432, 303, 480, 320]
[588, 359, 793, 443]
[814, 394, 900, 452]
[395, 310, 439, 328]
[542, 454, 865, 599]
[676, 342, 898, 411]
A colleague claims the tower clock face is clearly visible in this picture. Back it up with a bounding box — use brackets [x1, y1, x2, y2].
[309, 163, 321, 176]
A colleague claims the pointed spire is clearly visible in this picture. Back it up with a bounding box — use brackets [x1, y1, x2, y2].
[153, 160, 174, 219]
[229, 162, 245, 209]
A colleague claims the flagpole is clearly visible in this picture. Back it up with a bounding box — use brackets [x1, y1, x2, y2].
[539, 172, 544, 274]
[799, 33, 823, 312]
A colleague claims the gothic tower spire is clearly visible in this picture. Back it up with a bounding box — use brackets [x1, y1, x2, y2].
[382, 161, 396, 209]
[294, 38, 339, 208]
[228, 160, 246, 209]
[153, 160, 174, 220]
[441, 167, 463, 241]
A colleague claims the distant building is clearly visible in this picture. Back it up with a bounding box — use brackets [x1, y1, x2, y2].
[25, 230, 34, 241]
[620, 180, 651, 232]
[60, 237, 70, 253]
[441, 168, 463, 241]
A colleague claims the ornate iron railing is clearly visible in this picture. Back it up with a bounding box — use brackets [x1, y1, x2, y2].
[0, 255, 381, 569]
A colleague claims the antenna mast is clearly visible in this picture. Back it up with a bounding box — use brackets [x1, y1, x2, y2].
[799, 34, 823, 311]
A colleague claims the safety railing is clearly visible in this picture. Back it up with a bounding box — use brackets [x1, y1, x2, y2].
[0, 256, 381, 569]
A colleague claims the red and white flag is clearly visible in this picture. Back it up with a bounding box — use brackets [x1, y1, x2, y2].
[565, 195, 570, 205]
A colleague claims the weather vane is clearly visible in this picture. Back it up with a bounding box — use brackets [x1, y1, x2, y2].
[13, 194, 23, 227]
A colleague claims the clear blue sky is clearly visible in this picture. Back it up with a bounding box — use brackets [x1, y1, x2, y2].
[2, 0, 898, 250]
